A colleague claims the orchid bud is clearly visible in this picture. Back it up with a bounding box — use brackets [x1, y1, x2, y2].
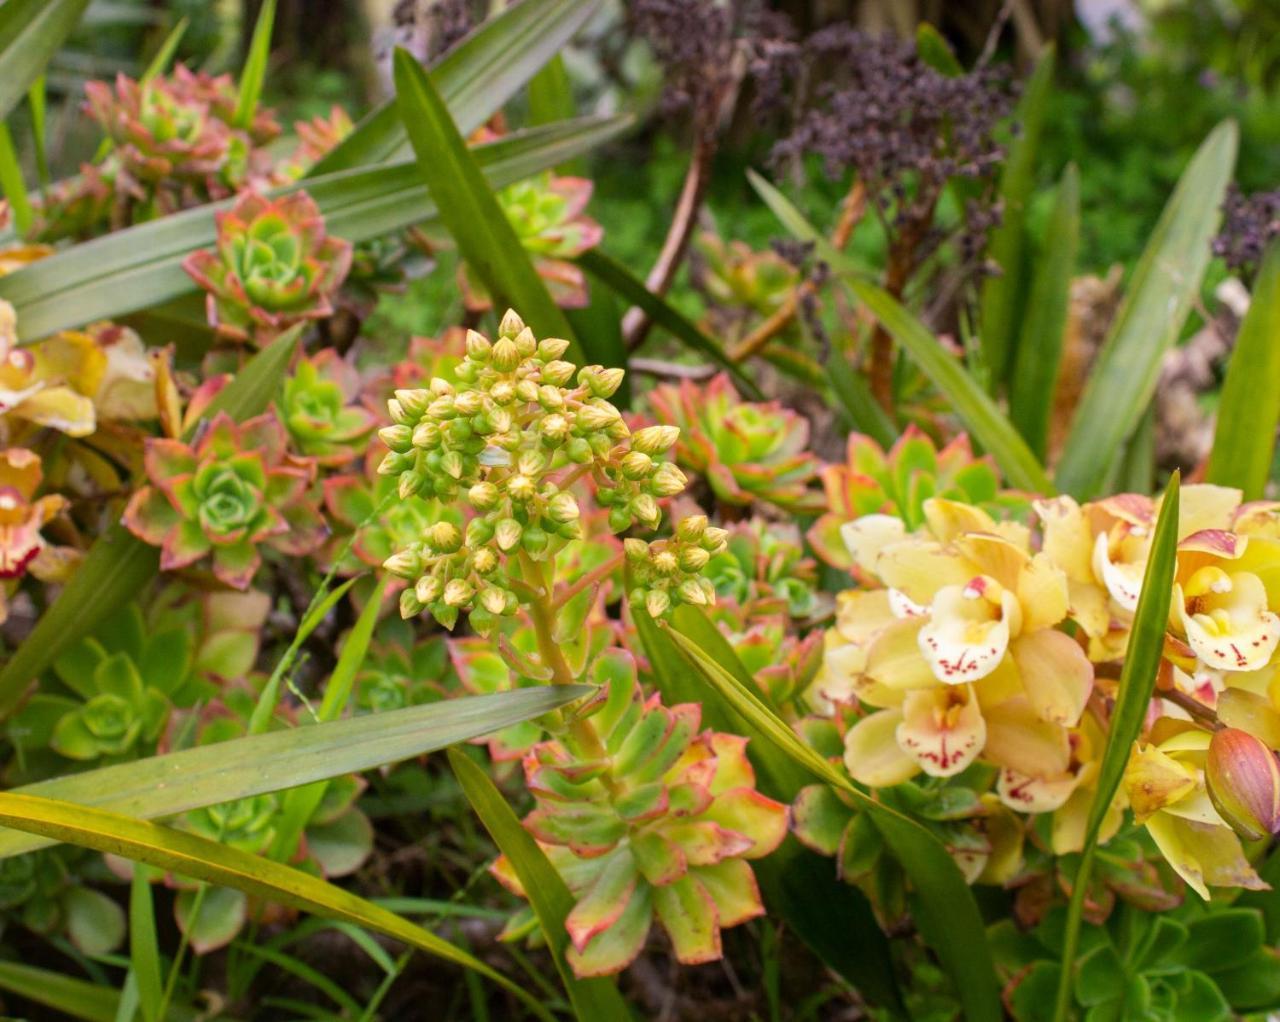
[1206, 728, 1280, 841]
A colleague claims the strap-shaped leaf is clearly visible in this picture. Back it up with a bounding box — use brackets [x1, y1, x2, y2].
[851, 280, 1053, 494]
[1206, 242, 1280, 499]
[0, 792, 556, 1022]
[0, 0, 90, 121]
[1054, 122, 1237, 498]
[449, 749, 630, 1021]
[393, 47, 578, 355]
[665, 627, 1002, 1022]
[0, 323, 296, 713]
[0, 686, 587, 860]
[1052, 473, 1180, 1021]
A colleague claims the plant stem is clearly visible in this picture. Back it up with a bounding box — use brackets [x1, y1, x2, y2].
[552, 551, 624, 612]
[1052, 841, 1096, 1022]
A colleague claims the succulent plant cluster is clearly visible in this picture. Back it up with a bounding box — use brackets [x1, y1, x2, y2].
[377, 309, 720, 631]
[494, 654, 787, 976]
[644, 372, 823, 512]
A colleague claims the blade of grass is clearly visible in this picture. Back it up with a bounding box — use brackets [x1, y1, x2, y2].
[0, 323, 299, 714]
[129, 865, 163, 1022]
[0, 686, 587, 860]
[141, 16, 189, 84]
[449, 748, 630, 1021]
[745, 169, 867, 279]
[665, 626, 1002, 1022]
[269, 576, 388, 861]
[574, 249, 761, 397]
[1206, 242, 1280, 499]
[1051, 472, 1180, 1022]
[311, 0, 600, 175]
[528, 54, 583, 176]
[1054, 122, 1237, 498]
[0, 121, 32, 236]
[233, 0, 275, 129]
[850, 279, 1053, 494]
[0, 963, 118, 1022]
[1009, 163, 1079, 460]
[27, 75, 49, 188]
[393, 47, 578, 357]
[979, 46, 1055, 387]
[0, 0, 91, 121]
[0, 792, 557, 1022]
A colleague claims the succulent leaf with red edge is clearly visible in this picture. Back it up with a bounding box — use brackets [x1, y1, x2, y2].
[461, 173, 603, 310]
[278, 349, 378, 465]
[182, 190, 353, 346]
[122, 411, 325, 589]
[493, 652, 787, 976]
[645, 373, 823, 512]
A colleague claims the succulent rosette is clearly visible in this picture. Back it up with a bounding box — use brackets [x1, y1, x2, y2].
[645, 373, 823, 512]
[278, 349, 378, 465]
[275, 107, 355, 182]
[122, 411, 325, 589]
[493, 653, 787, 976]
[182, 190, 353, 345]
[461, 173, 603, 310]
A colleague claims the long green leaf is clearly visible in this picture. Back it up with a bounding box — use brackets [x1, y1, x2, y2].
[664, 627, 1002, 1022]
[0, 324, 300, 714]
[0, 963, 122, 1022]
[979, 46, 1055, 386]
[1009, 163, 1079, 460]
[528, 54, 584, 176]
[129, 865, 163, 1022]
[574, 249, 761, 397]
[826, 344, 898, 449]
[0, 122, 32, 235]
[312, 0, 600, 175]
[745, 168, 867, 278]
[1206, 242, 1280, 499]
[850, 280, 1053, 493]
[448, 749, 629, 1021]
[393, 47, 578, 356]
[1054, 122, 1237, 498]
[0, 792, 555, 1022]
[28, 75, 49, 188]
[0, 686, 587, 860]
[141, 16, 188, 84]
[269, 576, 388, 861]
[0, 0, 91, 121]
[233, 0, 275, 129]
[1052, 473, 1180, 1022]
[1, 116, 629, 341]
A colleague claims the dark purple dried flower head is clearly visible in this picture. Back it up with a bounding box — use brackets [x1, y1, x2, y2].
[1214, 185, 1280, 275]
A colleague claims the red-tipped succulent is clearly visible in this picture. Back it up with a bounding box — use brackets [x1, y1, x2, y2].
[122, 411, 326, 589]
[182, 190, 353, 345]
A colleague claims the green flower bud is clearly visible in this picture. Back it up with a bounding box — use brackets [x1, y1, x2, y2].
[465, 329, 492, 361]
[624, 538, 649, 562]
[507, 474, 536, 503]
[547, 492, 580, 524]
[679, 545, 710, 572]
[466, 517, 495, 547]
[620, 451, 653, 480]
[455, 360, 478, 383]
[650, 462, 688, 497]
[399, 589, 425, 618]
[383, 549, 422, 579]
[472, 547, 498, 575]
[537, 337, 570, 360]
[492, 337, 521, 372]
[443, 578, 474, 607]
[431, 604, 459, 630]
[541, 360, 575, 387]
[488, 408, 514, 434]
[378, 451, 412, 476]
[522, 526, 549, 556]
[537, 384, 565, 410]
[430, 521, 463, 553]
[517, 449, 548, 476]
[387, 398, 413, 426]
[591, 367, 625, 398]
[645, 588, 671, 618]
[631, 493, 661, 529]
[430, 378, 455, 396]
[632, 425, 680, 455]
[513, 327, 537, 358]
[1207, 728, 1280, 841]
[399, 471, 427, 500]
[540, 413, 570, 443]
[676, 515, 708, 544]
[677, 578, 710, 606]
[495, 518, 523, 552]
[416, 575, 443, 604]
[515, 379, 540, 403]
[490, 380, 516, 405]
[427, 395, 456, 420]
[652, 550, 679, 576]
[394, 388, 432, 419]
[499, 308, 526, 338]
[701, 527, 730, 553]
[468, 481, 500, 510]
[608, 506, 633, 533]
[479, 586, 508, 615]
[576, 404, 615, 432]
[412, 421, 441, 448]
[440, 451, 465, 479]
[379, 424, 413, 453]
[455, 390, 483, 417]
[566, 436, 593, 463]
[446, 418, 474, 444]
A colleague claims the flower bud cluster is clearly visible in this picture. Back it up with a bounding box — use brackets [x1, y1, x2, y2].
[625, 514, 728, 619]
[378, 309, 697, 629]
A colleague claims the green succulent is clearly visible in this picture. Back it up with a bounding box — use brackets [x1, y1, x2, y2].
[278, 349, 378, 465]
[0, 847, 125, 956]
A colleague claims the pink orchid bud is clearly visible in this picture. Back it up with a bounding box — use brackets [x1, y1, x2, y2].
[1206, 727, 1280, 841]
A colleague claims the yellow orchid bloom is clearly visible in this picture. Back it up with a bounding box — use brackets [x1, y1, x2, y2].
[0, 300, 105, 440]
